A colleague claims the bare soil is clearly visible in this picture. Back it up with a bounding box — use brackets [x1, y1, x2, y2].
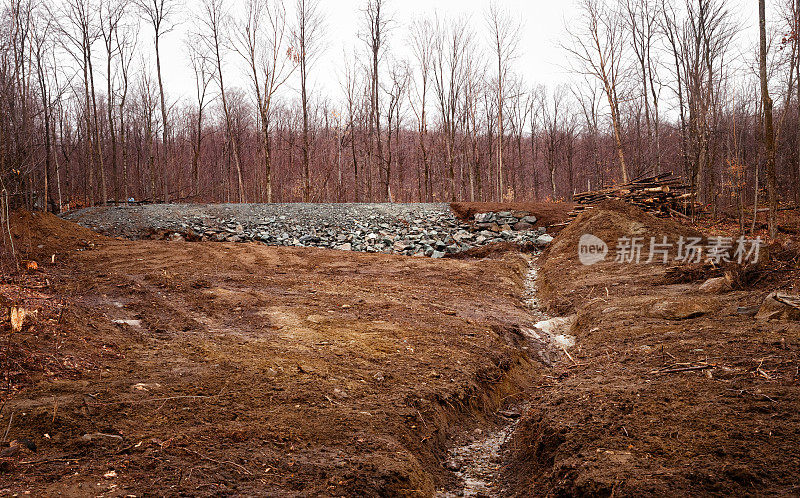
[503, 201, 800, 496]
[0, 211, 547, 496]
[4, 203, 800, 496]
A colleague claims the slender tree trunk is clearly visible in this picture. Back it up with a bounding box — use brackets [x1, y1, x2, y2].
[87, 44, 107, 205]
[107, 53, 118, 204]
[759, 0, 777, 238]
[301, 60, 310, 201]
[154, 37, 169, 202]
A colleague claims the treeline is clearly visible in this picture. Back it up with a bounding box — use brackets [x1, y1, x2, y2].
[0, 0, 798, 213]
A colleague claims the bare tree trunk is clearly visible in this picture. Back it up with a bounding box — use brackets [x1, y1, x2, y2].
[137, 0, 179, 203]
[86, 41, 108, 205]
[154, 36, 169, 202]
[295, 0, 321, 202]
[202, 0, 245, 202]
[759, 0, 777, 238]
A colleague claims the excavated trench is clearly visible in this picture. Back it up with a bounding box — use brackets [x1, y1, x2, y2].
[437, 260, 574, 497]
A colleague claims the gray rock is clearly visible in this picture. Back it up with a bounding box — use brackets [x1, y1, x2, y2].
[513, 221, 534, 231]
[65, 203, 551, 258]
[474, 212, 496, 223]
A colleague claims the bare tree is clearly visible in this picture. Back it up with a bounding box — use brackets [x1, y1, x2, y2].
[360, 0, 391, 201]
[462, 44, 486, 201]
[408, 17, 434, 202]
[623, 0, 662, 173]
[235, 0, 294, 202]
[340, 50, 362, 201]
[100, 0, 126, 203]
[293, 0, 323, 202]
[61, 0, 109, 204]
[199, 0, 245, 202]
[564, 0, 629, 183]
[32, 4, 55, 211]
[116, 19, 137, 202]
[384, 59, 408, 201]
[541, 84, 566, 199]
[487, 0, 521, 200]
[661, 0, 690, 180]
[572, 79, 603, 189]
[680, 0, 738, 211]
[433, 15, 471, 201]
[186, 34, 213, 198]
[135, 0, 178, 202]
[759, 0, 777, 237]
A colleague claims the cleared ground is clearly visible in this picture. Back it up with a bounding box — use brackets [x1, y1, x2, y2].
[503, 202, 800, 496]
[3, 203, 800, 496]
[1, 211, 545, 496]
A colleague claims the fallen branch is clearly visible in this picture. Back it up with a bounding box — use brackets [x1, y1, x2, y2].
[651, 364, 714, 374]
[87, 394, 217, 406]
[179, 446, 253, 475]
[19, 457, 82, 465]
[562, 346, 578, 366]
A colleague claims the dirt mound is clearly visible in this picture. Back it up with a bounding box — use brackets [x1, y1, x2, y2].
[538, 201, 704, 314]
[0, 211, 121, 395]
[502, 200, 800, 496]
[450, 202, 574, 229]
[543, 200, 702, 260]
[8, 210, 103, 260]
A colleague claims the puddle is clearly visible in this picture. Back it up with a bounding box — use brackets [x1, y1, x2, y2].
[112, 319, 142, 327]
[522, 264, 576, 350]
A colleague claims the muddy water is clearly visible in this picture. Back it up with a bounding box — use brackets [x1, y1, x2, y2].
[437, 258, 566, 497]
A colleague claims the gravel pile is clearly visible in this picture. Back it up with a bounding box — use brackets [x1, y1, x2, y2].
[63, 203, 554, 257]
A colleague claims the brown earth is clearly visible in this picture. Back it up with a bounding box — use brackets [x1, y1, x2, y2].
[4, 204, 800, 496]
[503, 201, 800, 496]
[0, 211, 546, 496]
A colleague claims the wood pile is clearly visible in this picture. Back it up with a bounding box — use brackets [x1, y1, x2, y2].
[571, 172, 700, 218]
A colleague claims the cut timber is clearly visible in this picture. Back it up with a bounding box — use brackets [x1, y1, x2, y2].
[572, 172, 701, 218]
[756, 292, 800, 321]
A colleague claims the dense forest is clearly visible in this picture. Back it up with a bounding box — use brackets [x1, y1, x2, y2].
[0, 0, 798, 216]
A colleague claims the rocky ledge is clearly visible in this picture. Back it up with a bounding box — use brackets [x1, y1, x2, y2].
[63, 203, 554, 258]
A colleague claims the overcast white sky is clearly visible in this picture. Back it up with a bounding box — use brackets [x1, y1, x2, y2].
[152, 0, 761, 108]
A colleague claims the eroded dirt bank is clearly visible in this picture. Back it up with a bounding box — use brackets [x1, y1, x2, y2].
[1, 212, 549, 496]
[503, 202, 800, 496]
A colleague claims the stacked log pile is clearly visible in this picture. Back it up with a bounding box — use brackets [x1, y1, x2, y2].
[571, 172, 700, 218]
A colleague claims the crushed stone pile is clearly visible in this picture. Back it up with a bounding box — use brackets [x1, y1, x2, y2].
[63, 203, 555, 257]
